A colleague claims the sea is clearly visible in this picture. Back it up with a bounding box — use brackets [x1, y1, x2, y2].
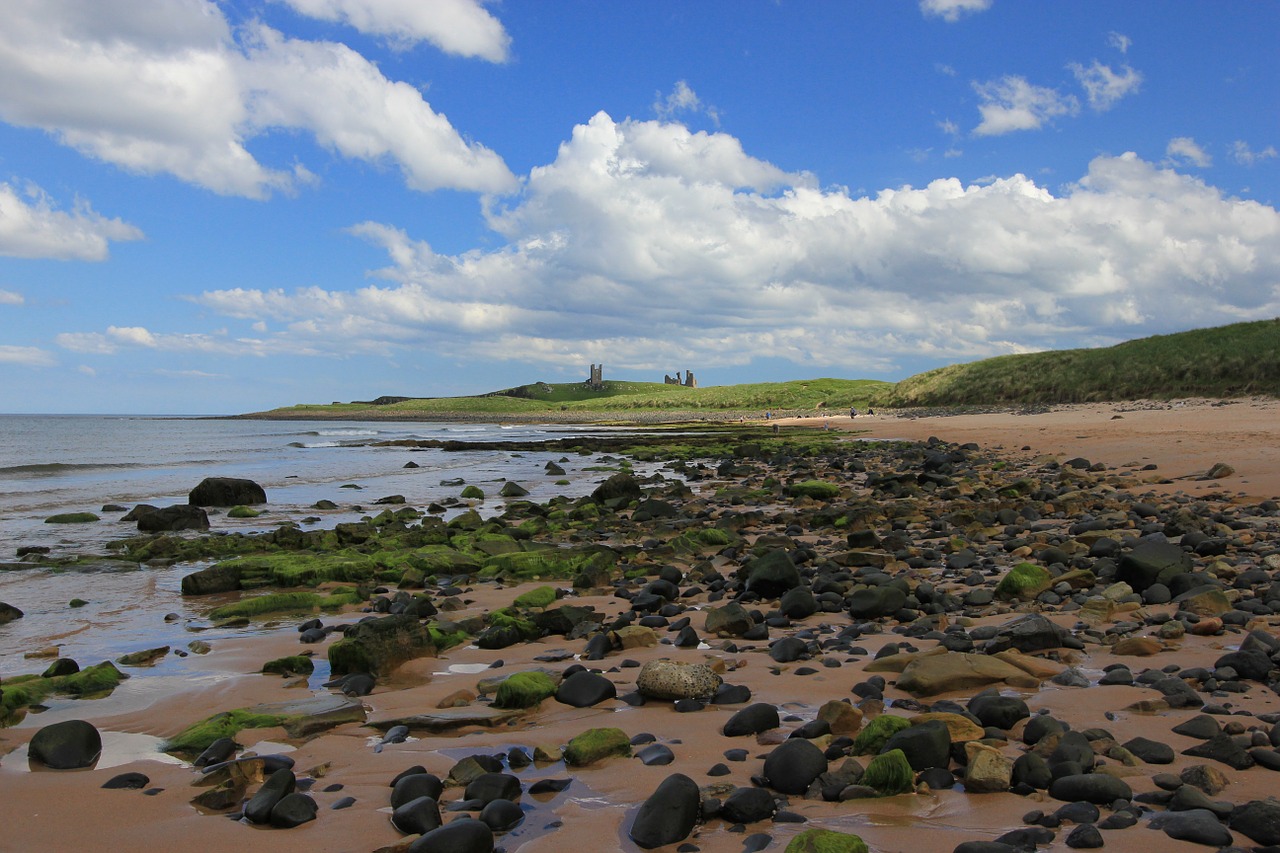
[0, 414, 658, 688]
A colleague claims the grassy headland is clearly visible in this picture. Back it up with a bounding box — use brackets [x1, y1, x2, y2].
[870, 319, 1280, 407]
[246, 378, 891, 421]
[243, 320, 1280, 421]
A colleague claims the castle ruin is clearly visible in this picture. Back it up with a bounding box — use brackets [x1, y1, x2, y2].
[586, 363, 605, 390]
[663, 370, 697, 388]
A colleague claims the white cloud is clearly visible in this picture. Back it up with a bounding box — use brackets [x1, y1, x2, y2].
[0, 289, 25, 305]
[56, 325, 287, 356]
[973, 76, 1079, 136]
[1166, 136, 1212, 168]
[0, 181, 143, 261]
[1107, 31, 1132, 54]
[0, 345, 56, 367]
[1069, 61, 1142, 111]
[154, 368, 229, 379]
[0, 0, 514, 198]
[1232, 141, 1278, 167]
[77, 364, 96, 376]
[148, 114, 1280, 376]
[920, 0, 992, 23]
[277, 0, 510, 60]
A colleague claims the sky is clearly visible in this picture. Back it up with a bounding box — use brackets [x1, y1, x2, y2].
[1, 0, 1278, 414]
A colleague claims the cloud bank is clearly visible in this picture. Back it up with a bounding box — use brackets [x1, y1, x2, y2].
[109, 112, 1280, 376]
[277, 0, 511, 60]
[0, 0, 515, 198]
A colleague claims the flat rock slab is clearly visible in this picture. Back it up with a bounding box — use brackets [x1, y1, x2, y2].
[245, 695, 366, 737]
[369, 706, 525, 733]
[895, 651, 1042, 697]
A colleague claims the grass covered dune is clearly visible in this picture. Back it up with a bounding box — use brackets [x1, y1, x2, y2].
[244, 320, 1280, 423]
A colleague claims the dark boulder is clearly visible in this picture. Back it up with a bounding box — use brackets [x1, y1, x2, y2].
[555, 670, 617, 708]
[1229, 799, 1280, 846]
[0, 602, 23, 624]
[847, 586, 907, 619]
[882, 720, 952, 770]
[591, 473, 642, 506]
[137, 504, 209, 532]
[28, 719, 102, 769]
[1116, 541, 1192, 592]
[1048, 773, 1132, 804]
[629, 773, 700, 849]
[392, 796, 443, 835]
[744, 549, 802, 598]
[407, 818, 495, 853]
[721, 786, 777, 823]
[327, 614, 433, 678]
[763, 738, 828, 795]
[269, 792, 318, 828]
[244, 768, 296, 824]
[189, 477, 266, 507]
[723, 703, 780, 737]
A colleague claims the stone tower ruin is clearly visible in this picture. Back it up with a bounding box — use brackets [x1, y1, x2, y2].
[586, 363, 605, 390]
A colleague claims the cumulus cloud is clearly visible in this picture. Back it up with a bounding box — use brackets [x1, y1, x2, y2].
[973, 76, 1079, 136]
[1166, 136, 1212, 168]
[277, 0, 510, 60]
[133, 113, 1280, 377]
[0, 0, 514, 198]
[1069, 60, 1142, 111]
[0, 345, 56, 367]
[1232, 141, 1278, 167]
[0, 289, 25, 304]
[0, 181, 143, 261]
[920, 0, 992, 23]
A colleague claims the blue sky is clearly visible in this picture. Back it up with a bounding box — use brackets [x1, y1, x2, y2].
[1, 0, 1277, 414]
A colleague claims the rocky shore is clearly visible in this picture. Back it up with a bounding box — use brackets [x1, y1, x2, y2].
[4, 417, 1280, 853]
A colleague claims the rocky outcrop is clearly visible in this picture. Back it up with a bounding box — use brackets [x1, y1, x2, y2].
[188, 477, 267, 507]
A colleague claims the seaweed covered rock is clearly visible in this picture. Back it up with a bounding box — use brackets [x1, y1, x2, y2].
[493, 671, 557, 709]
[863, 748, 914, 796]
[744, 549, 802, 597]
[564, 727, 630, 766]
[851, 714, 911, 754]
[994, 563, 1052, 600]
[784, 829, 869, 853]
[327, 614, 434, 678]
[591, 473, 642, 506]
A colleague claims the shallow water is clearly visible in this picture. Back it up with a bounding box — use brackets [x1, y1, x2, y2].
[0, 415, 666, 679]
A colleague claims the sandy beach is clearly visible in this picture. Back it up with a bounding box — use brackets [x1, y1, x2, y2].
[4, 399, 1280, 853]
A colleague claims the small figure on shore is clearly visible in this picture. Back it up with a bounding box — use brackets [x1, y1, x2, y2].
[772, 423, 780, 435]
[850, 407, 857, 418]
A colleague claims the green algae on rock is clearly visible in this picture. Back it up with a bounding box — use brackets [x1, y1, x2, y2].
[45, 512, 100, 524]
[863, 748, 915, 796]
[262, 655, 315, 676]
[512, 585, 557, 609]
[1, 661, 129, 725]
[850, 714, 911, 755]
[327, 613, 435, 677]
[994, 562, 1052, 600]
[492, 671, 558, 709]
[784, 828, 870, 853]
[786, 480, 842, 500]
[564, 727, 631, 766]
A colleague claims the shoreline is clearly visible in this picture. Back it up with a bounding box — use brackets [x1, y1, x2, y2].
[3, 401, 1280, 851]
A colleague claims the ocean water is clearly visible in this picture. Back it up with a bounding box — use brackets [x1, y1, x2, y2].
[0, 415, 653, 682]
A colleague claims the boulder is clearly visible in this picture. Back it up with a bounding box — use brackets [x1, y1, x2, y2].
[896, 651, 1040, 697]
[964, 742, 1013, 793]
[555, 670, 617, 708]
[407, 818, 495, 853]
[189, 477, 266, 507]
[137, 504, 209, 532]
[181, 562, 242, 595]
[763, 737, 828, 794]
[723, 703, 780, 737]
[591, 473, 642, 505]
[564, 727, 630, 765]
[630, 773, 700, 849]
[0, 602, 23, 624]
[744, 549, 802, 597]
[392, 795, 442, 835]
[704, 601, 755, 636]
[244, 768, 296, 824]
[327, 614, 434, 678]
[636, 660, 722, 701]
[1116, 540, 1192, 592]
[846, 585, 906, 619]
[28, 719, 102, 769]
[784, 829, 868, 853]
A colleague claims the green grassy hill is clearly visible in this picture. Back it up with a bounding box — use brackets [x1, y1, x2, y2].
[263, 377, 890, 419]
[871, 319, 1280, 407]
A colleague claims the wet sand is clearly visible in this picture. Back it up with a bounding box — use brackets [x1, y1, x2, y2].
[3, 399, 1280, 853]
